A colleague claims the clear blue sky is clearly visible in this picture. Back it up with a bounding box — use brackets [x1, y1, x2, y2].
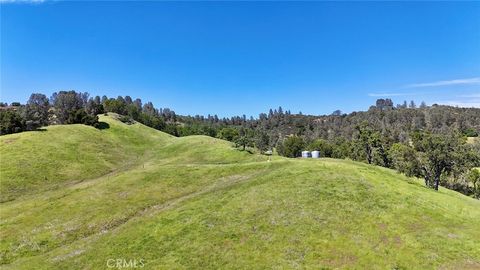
[1, 1, 479, 117]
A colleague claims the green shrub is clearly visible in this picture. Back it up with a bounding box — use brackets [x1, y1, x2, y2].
[118, 115, 135, 125]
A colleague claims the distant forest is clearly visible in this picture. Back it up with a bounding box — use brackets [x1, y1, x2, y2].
[1, 91, 479, 198]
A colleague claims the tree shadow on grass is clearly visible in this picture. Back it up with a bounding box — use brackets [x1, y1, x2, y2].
[95, 122, 110, 130]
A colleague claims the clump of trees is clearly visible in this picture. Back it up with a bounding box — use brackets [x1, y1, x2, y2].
[51, 91, 99, 126]
[275, 124, 480, 196]
[389, 143, 420, 177]
[0, 109, 25, 134]
[0, 91, 178, 135]
[25, 93, 50, 130]
[233, 128, 254, 151]
[1, 91, 100, 135]
[388, 131, 478, 191]
[277, 136, 305, 158]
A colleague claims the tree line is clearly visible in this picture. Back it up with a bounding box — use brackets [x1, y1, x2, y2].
[1, 93, 479, 198]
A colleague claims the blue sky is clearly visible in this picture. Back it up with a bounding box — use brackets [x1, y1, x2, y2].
[1, 1, 479, 117]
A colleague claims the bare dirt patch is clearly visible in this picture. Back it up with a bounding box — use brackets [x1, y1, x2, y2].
[2, 138, 18, 144]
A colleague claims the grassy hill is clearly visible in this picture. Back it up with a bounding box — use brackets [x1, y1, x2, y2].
[1, 114, 479, 269]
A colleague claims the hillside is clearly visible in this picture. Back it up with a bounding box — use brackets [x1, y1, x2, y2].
[0, 115, 479, 269]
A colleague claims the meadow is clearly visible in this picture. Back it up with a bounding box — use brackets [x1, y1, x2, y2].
[0, 114, 479, 269]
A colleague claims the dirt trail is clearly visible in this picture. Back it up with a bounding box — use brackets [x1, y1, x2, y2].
[7, 168, 271, 265]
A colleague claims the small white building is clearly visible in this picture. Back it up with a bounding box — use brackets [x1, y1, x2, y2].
[301, 151, 311, 158]
[311, 150, 320, 158]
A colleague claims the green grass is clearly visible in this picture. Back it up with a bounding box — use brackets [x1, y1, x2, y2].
[1, 115, 479, 269]
[0, 114, 174, 202]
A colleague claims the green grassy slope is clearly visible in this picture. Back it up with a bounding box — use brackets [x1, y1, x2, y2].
[0, 115, 479, 269]
[0, 114, 173, 202]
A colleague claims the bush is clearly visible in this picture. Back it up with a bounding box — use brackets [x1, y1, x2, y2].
[307, 139, 333, 157]
[65, 109, 99, 127]
[389, 143, 421, 177]
[118, 115, 135, 125]
[277, 136, 305, 158]
[464, 128, 479, 137]
[467, 168, 480, 198]
[0, 110, 25, 135]
[217, 127, 239, 142]
[139, 113, 166, 131]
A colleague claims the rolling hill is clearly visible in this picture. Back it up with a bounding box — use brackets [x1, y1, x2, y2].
[0, 114, 479, 269]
